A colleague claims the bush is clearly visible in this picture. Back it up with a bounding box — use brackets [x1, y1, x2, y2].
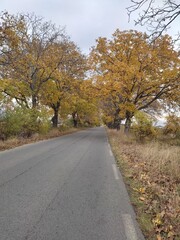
[132, 111, 157, 142]
[0, 108, 25, 139]
[163, 114, 180, 138]
[0, 107, 51, 139]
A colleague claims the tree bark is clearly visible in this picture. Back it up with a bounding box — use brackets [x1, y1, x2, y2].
[124, 111, 133, 135]
[115, 118, 121, 131]
[51, 102, 60, 128]
[114, 108, 121, 131]
[52, 108, 59, 128]
[72, 111, 78, 128]
[124, 117, 131, 135]
[32, 95, 37, 108]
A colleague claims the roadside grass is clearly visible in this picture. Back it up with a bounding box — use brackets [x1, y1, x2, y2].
[107, 128, 180, 240]
[0, 127, 79, 151]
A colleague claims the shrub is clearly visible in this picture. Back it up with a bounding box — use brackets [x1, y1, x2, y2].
[0, 108, 25, 138]
[163, 114, 180, 138]
[132, 111, 157, 142]
[0, 107, 51, 139]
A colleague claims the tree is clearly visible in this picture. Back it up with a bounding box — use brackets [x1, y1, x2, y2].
[0, 12, 90, 129]
[40, 40, 87, 128]
[127, 0, 180, 40]
[0, 12, 66, 108]
[66, 79, 100, 127]
[97, 93, 123, 130]
[90, 30, 179, 133]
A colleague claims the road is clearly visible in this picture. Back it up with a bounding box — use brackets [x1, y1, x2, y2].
[0, 127, 144, 240]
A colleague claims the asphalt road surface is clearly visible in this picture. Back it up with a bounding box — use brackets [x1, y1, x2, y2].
[0, 127, 145, 240]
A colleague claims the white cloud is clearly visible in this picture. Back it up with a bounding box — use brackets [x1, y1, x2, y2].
[1, 0, 179, 54]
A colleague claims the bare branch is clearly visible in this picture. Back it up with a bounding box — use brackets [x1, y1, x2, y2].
[127, 0, 180, 40]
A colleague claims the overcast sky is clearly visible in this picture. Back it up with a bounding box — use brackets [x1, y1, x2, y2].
[1, 0, 179, 54]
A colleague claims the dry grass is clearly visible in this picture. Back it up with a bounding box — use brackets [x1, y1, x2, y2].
[108, 129, 180, 240]
[140, 142, 180, 181]
[0, 128, 79, 151]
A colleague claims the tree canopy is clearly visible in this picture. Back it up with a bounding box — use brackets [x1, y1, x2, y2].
[0, 11, 179, 136]
[89, 30, 180, 132]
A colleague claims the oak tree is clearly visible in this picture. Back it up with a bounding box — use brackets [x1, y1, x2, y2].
[90, 30, 179, 133]
[40, 40, 87, 127]
[0, 12, 65, 108]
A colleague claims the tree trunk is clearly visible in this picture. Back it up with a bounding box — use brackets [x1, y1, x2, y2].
[52, 107, 59, 128]
[124, 110, 134, 135]
[32, 95, 37, 108]
[124, 117, 132, 135]
[115, 118, 121, 131]
[114, 108, 121, 131]
[51, 101, 60, 128]
[72, 111, 78, 128]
